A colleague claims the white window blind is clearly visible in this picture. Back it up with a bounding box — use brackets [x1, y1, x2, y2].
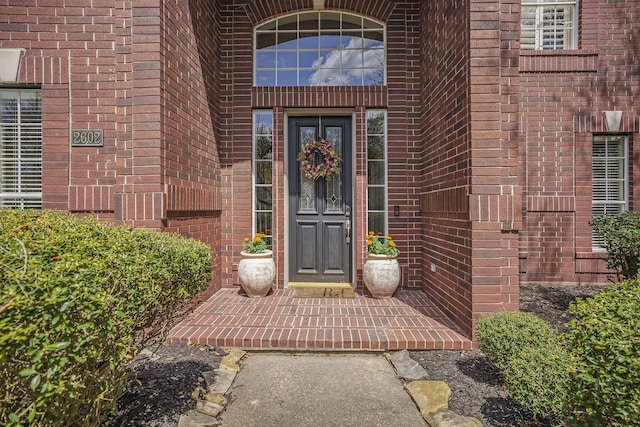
[592, 135, 628, 249]
[0, 89, 42, 209]
[521, 0, 577, 50]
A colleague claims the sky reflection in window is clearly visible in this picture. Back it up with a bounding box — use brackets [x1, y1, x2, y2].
[255, 12, 385, 87]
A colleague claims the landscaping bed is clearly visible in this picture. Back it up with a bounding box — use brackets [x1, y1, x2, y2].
[104, 283, 607, 426]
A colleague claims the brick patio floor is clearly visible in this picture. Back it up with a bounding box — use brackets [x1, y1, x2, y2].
[168, 288, 473, 351]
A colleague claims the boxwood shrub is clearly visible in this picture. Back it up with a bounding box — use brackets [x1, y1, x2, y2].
[476, 310, 570, 420]
[0, 209, 212, 425]
[564, 280, 640, 426]
[476, 310, 559, 372]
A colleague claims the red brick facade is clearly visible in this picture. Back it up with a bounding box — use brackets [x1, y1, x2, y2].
[1, 0, 638, 338]
[519, 1, 640, 287]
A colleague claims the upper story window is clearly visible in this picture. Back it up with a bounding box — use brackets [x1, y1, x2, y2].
[0, 89, 42, 209]
[255, 12, 385, 87]
[521, 0, 577, 50]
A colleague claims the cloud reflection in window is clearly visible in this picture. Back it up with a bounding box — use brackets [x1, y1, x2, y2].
[254, 12, 385, 87]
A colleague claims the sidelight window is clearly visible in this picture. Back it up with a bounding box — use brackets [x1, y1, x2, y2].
[253, 110, 274, 246]
[366, 110, 387, 234]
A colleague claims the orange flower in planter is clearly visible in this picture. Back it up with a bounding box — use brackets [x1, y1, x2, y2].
[243, 232, 268, 254]
[364, 232, 399, 256]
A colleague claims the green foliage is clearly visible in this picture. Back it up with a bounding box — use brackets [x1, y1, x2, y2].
[476, 311, 570, 420]
[502, 345, 570, 420]
[0, 209, 212, 426]
[476, 311, 559, 372]
[563, 280, 640, 426]
[364, 232, 399, 256]
[243, 232, 268, 254]
[590, 211, 640, 280]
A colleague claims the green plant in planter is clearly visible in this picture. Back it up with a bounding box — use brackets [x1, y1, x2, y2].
[243, 232, 268, 254]
[365, 231, 399, 256]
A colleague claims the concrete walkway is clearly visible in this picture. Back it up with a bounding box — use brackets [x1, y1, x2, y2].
[179, 349, 482, 427]
[218, 353, 426, 427]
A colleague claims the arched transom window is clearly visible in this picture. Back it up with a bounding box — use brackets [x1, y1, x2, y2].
[254, 11, 385, 87]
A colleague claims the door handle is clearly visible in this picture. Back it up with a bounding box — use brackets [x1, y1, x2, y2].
[345, 218, 351, 244]
[345, 205, 351, 244]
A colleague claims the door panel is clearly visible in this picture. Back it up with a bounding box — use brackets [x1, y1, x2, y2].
[289, 116, 352, 283]
[296, 221, 319, 274]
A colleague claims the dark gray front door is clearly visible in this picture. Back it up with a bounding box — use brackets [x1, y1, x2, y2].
[288, 117, 352, 283]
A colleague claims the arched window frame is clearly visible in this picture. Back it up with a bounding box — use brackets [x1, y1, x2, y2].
[254, 11, 386, 87]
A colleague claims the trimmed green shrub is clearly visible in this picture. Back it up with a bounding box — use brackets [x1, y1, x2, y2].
[476, 310, 559, 371]
[502, 344, 570, 420]
[476, 311, 570, 419]
[0, 209, 212, 426]
[590, 211, 640, 281]
[563, 280, 640, 426]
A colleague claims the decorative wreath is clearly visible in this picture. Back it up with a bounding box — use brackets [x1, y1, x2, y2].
[296, 138, 342, 180]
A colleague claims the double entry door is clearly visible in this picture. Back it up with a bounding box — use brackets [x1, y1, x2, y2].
[288, 116, 352, 284]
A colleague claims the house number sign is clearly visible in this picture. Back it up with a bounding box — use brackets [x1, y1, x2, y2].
[71, 129, 103, 147]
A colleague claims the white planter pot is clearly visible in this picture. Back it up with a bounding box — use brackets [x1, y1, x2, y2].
[238, 250, 275, 297]
[363, 254, 401, 298]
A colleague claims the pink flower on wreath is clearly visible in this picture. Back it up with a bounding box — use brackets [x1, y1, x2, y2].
[297, 138, 342, 180]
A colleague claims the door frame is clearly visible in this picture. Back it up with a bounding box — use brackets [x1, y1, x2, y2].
[284, 109, 357, 287]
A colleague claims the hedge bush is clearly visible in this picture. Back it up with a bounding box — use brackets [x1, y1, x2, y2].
[0, 209, 212, 426]
[502, 344, 570, 420]
[476, 311, 570, 420]
[476, 311, 559, 372]
[563, 280, 640, 426]
[590, 211, 640, 281]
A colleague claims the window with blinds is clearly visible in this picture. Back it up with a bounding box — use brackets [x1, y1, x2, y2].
[592, 135, 628, 249]
[521, 0, 577, 50]
[0, 89, 42, 209]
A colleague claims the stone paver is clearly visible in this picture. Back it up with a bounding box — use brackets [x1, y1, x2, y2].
[405, 380, 452, 417]
[387, 349, 429, 380]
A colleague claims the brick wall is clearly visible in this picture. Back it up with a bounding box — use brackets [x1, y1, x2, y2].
[161, 0, 223, 290]
[1, 0, 131, 215]
[4, 0, 637, 338]
[420, 0, 521, 337]
[419, 1, 473, 335]
[519, 0, 640, 284]
[217, 0, 423, 289]
[1, 0, 223, 291]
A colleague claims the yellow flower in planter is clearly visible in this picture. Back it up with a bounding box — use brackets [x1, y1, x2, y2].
[243, 232, 268, 254]
[364, 232, 399, 256]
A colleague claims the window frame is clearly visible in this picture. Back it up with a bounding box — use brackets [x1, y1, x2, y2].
[592, 134, 629, 251]
[520, 0, 578, 50]
[0, 88, 42, 209]
[252, 110, 274, 247]
[366, 109, 388, 235]
[254, 11, 386, 87]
